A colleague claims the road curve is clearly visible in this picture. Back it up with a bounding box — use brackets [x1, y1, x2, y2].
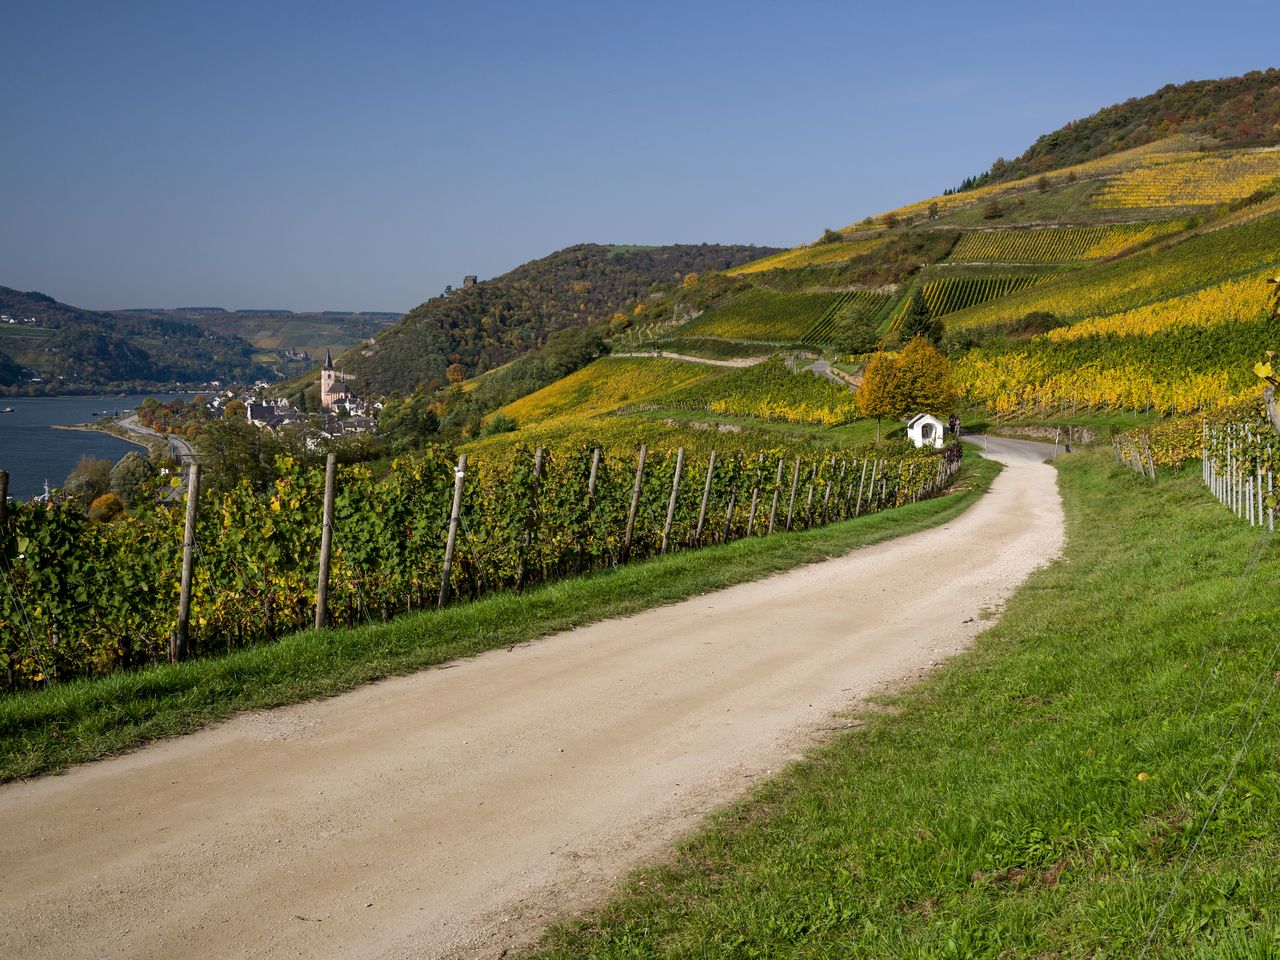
[0, 438, 1063, 960]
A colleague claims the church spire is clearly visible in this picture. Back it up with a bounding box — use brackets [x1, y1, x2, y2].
[324, 349, 334, 370]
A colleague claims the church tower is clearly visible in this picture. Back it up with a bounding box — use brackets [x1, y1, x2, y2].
[320, 350, 337, 409]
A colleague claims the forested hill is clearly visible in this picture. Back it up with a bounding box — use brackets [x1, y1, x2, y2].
[0, 286, 271, 393]
[972, 68, 1280, 187]
[340, 243, 781, 396]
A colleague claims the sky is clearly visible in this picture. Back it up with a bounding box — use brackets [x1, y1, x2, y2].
[2, 0, 1275, 313]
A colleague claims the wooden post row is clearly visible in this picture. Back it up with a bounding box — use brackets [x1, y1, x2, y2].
[438, 453, 467, 609]
[173, 461, 200, 662]
[314, 453, 337, 630]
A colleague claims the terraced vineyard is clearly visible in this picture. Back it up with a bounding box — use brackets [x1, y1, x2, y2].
[954, 316, 1268, 416]
[498, 356, 716, 426]
[857, 136, 1195, 225]
[800, 289, 890, 344]
[921, 274, 1046, 318]
[949, 221, 1188, 263]
[659, 358, 860, 426]
[727, 237, 889, 275]
[1091, 150, 1280, 208]
[945, 211, 1280, 328]
[678, 288, 840, 342]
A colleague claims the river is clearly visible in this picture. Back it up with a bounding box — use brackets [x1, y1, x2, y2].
[0, 395, 184, 501]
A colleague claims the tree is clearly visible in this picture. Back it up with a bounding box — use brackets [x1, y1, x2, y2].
[893, 337, 958, 417]
[63, 455, 112, 510]
[897, 290, 943, 345]
[982, 199, 1004, 219]
[88, 492, 125, 521]
[833, 302, 881, 355]
[818, 228, 844, 244]
[857, 339, 957, 439]
[857, 352, 901, 440]
[927, 201, 939, 220]
[223, 398, 246, 420]
[109, 451, 156, 505]
[445, 363, 467, 384]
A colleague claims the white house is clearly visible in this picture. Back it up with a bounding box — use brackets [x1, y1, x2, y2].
[907, 413, 945, 449]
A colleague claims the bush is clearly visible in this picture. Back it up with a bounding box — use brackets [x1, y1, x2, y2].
[88, 492, 125, 521]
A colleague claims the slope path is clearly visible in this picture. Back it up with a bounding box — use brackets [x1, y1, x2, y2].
[0, 437, 1063, 960]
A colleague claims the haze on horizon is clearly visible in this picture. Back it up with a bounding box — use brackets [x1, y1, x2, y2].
[2, 0, 1273, 314]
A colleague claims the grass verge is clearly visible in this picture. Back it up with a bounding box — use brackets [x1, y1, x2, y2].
[530, 450, 1280, 959]
[0, 452, 1000, 783]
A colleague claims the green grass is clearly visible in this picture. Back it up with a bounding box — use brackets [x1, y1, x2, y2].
[0, 452, 999, 783]
[530, 451, 1280, 958]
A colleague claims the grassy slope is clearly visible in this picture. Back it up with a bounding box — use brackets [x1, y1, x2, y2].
[0, 452, 999, 783]
[533, 451, 1280, 959]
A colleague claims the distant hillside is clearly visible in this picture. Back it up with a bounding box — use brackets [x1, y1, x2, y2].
[341, 243, 782, 396]
[0, 286, 271, 394]
[975, 69, 1280, 186]
[114, 307, 401, 375]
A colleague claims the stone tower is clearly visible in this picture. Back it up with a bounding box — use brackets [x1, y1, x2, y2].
[320, 349, 337, 409]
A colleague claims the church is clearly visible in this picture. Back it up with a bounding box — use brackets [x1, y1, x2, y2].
[319, 350, 355, 411]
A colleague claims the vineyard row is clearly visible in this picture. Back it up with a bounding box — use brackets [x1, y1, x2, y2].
[0, 442, 963, 690]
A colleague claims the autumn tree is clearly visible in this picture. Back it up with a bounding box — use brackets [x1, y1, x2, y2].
[445, 363, 467, 384]
[857, 352, 902, 441]
[857, 338, 957, 440]
[223, 398, 246, 420]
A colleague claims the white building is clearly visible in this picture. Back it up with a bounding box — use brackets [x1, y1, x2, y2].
[907, 413, 945, 449]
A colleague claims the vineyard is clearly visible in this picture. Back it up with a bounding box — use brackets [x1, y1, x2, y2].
[1045, 267, 1276, 342]
[920, 275, 1046, 318]
[1091, 150, 1280, 208]
[946, 210, 1280, 328]
[858, 136, 1194, 225]
[659, 358, 861, 426]
[677, 288, 841, 342]
[799, 289, 890, 344]
[954, 317, 1270, 416]
[727, 237, 889, 275]
[948, 221, 1188, 263]
[0, 441, 962, 689]
[497, 356, 715, 426]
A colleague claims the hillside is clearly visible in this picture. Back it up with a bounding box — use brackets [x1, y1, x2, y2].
[0, 286, 272, 394]
[975, 68, 1280, 187]
[113, 307, 401, 377]
[340, 243, 781, 396]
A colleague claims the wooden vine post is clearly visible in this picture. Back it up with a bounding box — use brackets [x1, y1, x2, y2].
[314, 453, 337, 630]
[695, 450, 717, 543]
[438, 453, 467, 609]
[854, 458, 868, 516]
[518, 447, 545, 591]
[172, 461, 201, 663]
[767, 458, 784, 534]
[661, 447, 685, 554]
[0, 469, 8, 529]
[785, 456, 801, 531]
[622, 444, 647, 562]
[745, 453, 763, 537]
[575, 447, 602, 574]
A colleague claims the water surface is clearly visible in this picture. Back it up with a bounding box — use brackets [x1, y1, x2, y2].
[0, 395, 180, 501]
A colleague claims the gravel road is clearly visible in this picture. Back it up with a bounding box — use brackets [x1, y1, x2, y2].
[0, 437, 1063, 960]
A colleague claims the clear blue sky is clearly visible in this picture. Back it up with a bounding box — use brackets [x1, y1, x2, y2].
[2, 0, 1274, 312]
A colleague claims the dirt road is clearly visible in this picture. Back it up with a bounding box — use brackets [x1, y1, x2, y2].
[0, 438, 1063, 960]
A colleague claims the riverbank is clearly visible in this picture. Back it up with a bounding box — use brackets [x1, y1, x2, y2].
[51, 422, 155, 454]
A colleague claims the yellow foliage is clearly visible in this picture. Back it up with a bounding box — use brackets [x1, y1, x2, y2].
[1044, 269, 1275, 342]
[1091, 151, 1280, 208]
